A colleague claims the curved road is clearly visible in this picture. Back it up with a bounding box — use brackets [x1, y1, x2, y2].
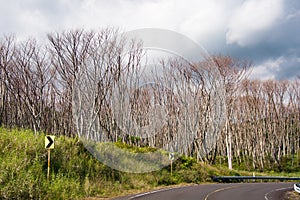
[114, 183, 293, 200]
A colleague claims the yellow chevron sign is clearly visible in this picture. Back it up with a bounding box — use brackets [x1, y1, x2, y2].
[45, 135, 55, 149]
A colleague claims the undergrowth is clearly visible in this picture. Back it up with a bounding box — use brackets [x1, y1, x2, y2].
[1, 127, 298, 199]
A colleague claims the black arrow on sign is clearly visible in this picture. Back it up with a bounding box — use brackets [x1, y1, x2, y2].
[46, 136, 54, 148]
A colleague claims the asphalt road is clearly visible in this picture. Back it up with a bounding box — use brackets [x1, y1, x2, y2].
[114, 182, 294, 200]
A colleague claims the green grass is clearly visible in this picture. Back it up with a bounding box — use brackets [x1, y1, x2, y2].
[0, 127, 299, 199]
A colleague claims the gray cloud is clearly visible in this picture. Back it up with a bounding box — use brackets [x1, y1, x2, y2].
[0, 0, 299, 80]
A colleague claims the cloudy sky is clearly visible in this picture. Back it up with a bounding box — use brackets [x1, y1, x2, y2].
[0, 0, 299, 80]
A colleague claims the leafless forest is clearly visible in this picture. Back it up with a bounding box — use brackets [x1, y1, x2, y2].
[0, 29, 299, 170]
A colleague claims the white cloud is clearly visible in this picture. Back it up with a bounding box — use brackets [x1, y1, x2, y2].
[250, 56, 300, 80]
[249, 57, 284, 80]
[73, 0, 242, 47]
[0, 0, 239, 42]
[0, 0, 79, 40]
[226, 0, 284, 46]
[179, 1, 230, 40]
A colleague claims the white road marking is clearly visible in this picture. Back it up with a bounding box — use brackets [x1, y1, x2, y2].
[128, 185, 191, 199]
[264, 187, 292, 200]
[204, 186, 240, 200]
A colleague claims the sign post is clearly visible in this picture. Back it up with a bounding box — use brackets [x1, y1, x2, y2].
[45, 135, 55, 181]
[169, 153, 174, 177]
[47, 148, 51, 181]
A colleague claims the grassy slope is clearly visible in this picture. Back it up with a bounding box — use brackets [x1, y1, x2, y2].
[0, 128, 299, 199]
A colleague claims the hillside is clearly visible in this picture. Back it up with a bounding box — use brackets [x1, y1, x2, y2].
[0, 127, 269, 199]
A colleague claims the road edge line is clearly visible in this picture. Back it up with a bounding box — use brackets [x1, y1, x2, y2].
[204, 185, 240, 200]
[264, 187, 292, 200]
[128, 185, 193, 199]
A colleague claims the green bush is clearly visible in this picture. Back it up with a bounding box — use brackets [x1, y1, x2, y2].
[0, 128, 104, 199]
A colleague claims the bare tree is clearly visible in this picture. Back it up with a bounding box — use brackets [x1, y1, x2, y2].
[213, 55, 251, 169]
[0, 38, 55, 134]
[47, 29, 95, 136]
[0, 29, 299, 171]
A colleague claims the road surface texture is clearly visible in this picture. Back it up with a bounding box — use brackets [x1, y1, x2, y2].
[114, 182, 294, 200]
